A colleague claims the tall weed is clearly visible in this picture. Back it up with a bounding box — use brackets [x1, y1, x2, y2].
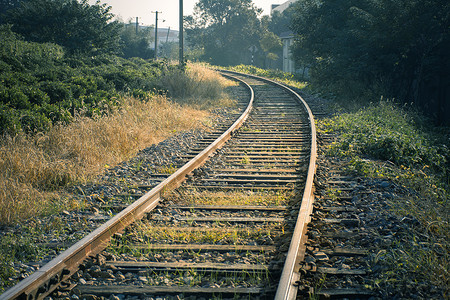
[162, 63, 236, 109]
[0, 95, 208, 224]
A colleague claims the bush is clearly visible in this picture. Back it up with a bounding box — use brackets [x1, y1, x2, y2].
[19, 110, 52, 133]
[39, 81, 72, 104]
[0, 85, 30, 109]
[0, 26, 173, 135]
[0, 103, 21, 134]
[322, 101, 449, 176]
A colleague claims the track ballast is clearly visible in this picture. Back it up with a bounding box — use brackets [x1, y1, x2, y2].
[0, 72, 317, 300]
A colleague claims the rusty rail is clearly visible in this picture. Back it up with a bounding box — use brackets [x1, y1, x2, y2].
[220, 70, 317, 300]
[1, 71, 317, 300]
[0, 73, 254, 300]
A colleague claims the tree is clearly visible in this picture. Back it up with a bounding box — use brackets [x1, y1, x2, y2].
[5, 0, 121, 54]
[267, 4, 296, 36]
[119, 23, 154, 59]
[0, 0, 23, 23]
[290, 0, 450, 123]
[186, 0, 263, 66]
[259, 31, 282, 67]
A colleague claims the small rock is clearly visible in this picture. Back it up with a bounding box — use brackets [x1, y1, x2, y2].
[342, 218, 360, 227]
[97, 254, 106, 266]
[184, 276, 194, 285]
[305, 256, 316, 264]
[380, 181, 390, 188]
[116, 273, 126, 281]
[313, 252, 329, 262]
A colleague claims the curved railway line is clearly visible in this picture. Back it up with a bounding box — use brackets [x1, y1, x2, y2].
[1, 71, 377, 300]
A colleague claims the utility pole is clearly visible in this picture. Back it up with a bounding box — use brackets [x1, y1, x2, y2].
[179, 0, 184, 67]
[136, 17, 139, 34]
[152, 11, 161, 60]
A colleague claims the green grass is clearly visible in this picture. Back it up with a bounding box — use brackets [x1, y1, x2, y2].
[0, 233, 40, 292]
[320, 101, 448, 174]
[318, 99, 449, 297]
[220, 64, 308, 90]
[319, 100, 449, 211]
[165, 190, 291, 207]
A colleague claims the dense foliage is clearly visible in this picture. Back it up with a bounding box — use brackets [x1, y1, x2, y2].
[3, 0, 121, 54]
[266, 3, 296, 36]
[185, 0, 263, 66]
[0, 0, 22, 23]
[0, 25, 171, 135]
[323, 101, 449, 177]
[119, 24, 155, 59]
[290, 0, 449, 124]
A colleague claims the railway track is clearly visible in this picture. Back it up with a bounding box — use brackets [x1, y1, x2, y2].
[1, 71, 317, 300]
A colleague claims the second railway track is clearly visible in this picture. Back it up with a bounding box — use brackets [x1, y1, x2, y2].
[1, 71, 317, 300]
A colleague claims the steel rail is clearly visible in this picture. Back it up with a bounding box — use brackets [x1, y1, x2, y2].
[0, 73, 254, 300]
[220, 70, 317, 300]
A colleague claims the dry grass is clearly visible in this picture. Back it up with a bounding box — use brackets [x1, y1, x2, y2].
[0, 63, 238, 225]
[162, 63, 237, 109]
[165, 189, 292, 207]
[0, 95, 209, 224]
[128, 223, 281, 245]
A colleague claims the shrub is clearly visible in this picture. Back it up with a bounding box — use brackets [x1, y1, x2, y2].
[22, 86, 50, 105]
[321, 101, 449, 181]
[0, 103, 22, 134]
[39, 81, 73, 104]
[19, 110, 52, 133]
[1, 86, 31, 109]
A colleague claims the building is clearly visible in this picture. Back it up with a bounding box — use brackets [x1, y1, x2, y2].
[279, 31, 296, 73]
[153, 28, 179, 45]
[271, 0, 297, 14]
[126, 23, 179, 49]
[271, 0, 308, 76]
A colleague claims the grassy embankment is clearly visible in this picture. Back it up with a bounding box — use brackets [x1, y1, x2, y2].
[320, 101, 448, 294]
[0, 28, 235, 226]
[0, 25, 239, 291]
[227, 65, 449, 297]
[0, 60, 235, 292]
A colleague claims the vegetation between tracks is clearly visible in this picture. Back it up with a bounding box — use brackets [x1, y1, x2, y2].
[166, 189, 291, 207]
[223, 65, 307, 90]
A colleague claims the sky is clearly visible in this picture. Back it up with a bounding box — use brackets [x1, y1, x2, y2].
[90, 0, 288, 30]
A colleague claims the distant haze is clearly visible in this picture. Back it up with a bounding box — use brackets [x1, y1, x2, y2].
[90, 0, 289, 29]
